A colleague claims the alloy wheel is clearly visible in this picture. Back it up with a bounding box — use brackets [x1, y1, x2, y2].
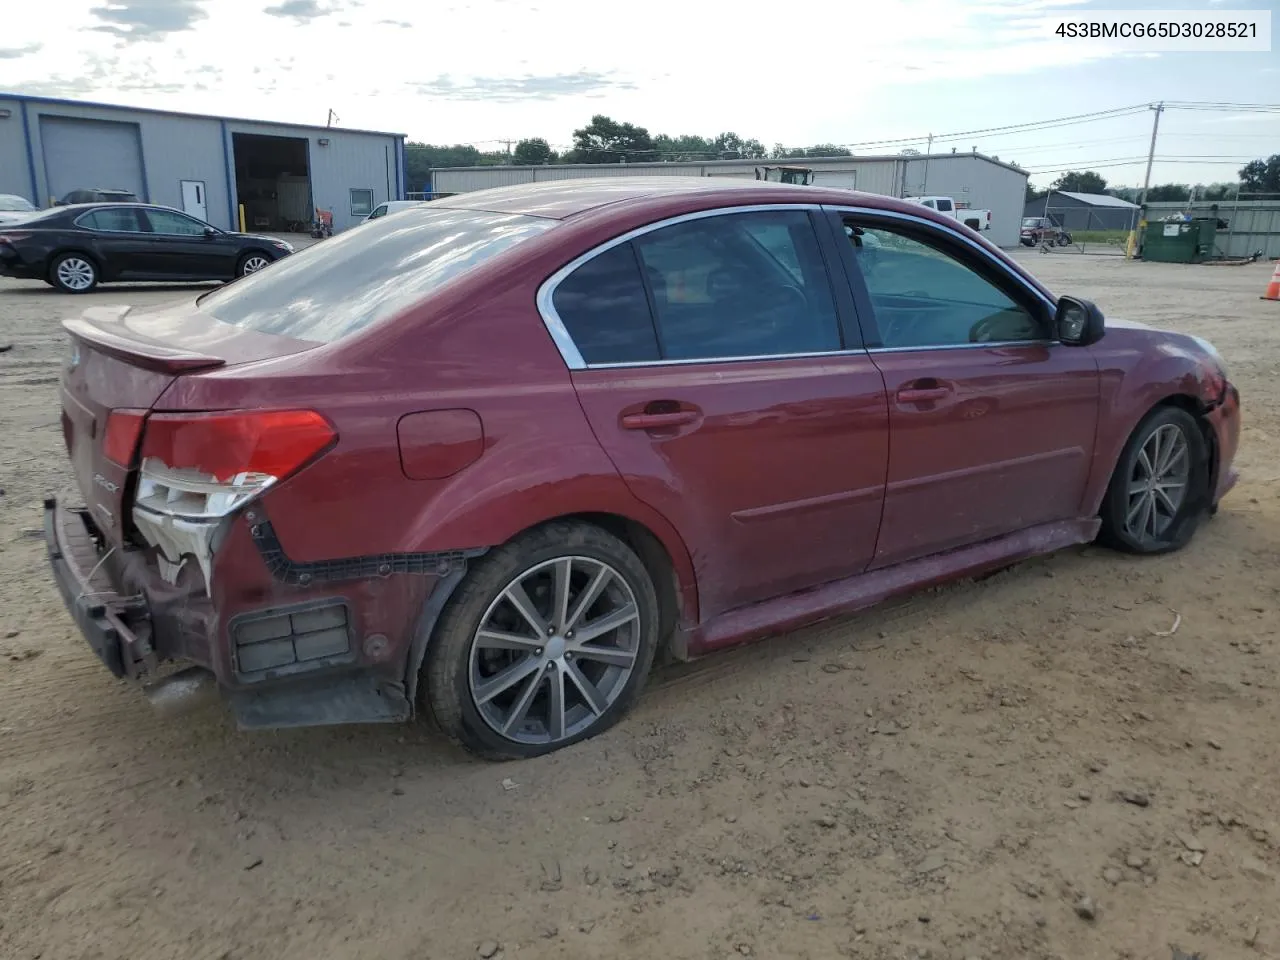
[468, 556, 641, 746]
[242, 255, 270, 275]
[56, 257, 95, 291]
[1124, 423, 1190, 543]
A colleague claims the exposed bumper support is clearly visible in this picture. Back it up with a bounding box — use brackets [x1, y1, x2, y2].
[44, 497, 155, 678]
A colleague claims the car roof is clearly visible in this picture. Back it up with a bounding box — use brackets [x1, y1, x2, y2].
[427, 176, 924, 221]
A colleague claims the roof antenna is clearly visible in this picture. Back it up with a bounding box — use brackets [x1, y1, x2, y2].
[326, 109, 340, 128]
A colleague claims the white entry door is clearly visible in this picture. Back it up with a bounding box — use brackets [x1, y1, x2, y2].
[180, 180, 208, 222]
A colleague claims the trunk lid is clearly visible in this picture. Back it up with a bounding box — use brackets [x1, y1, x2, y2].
[60, 300, 316, 544]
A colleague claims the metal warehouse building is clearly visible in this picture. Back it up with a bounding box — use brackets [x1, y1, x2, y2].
[1023, 190, 1142, 232]
[0, 94, 406, 233]
[433, 152, 1029, 247]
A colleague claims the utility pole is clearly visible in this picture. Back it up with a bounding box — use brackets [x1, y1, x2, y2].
[326, 108, 339, 128]
[921, 133, 934, 194]
[1127, 101, 1163, 259]
[498, 139, 517, 164]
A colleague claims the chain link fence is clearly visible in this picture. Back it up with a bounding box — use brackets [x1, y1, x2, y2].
[1028, 193, 1280, 260]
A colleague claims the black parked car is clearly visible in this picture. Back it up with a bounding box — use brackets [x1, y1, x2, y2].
[0, 203, 294, 293]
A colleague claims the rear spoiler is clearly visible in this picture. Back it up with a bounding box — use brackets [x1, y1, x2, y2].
[63, 313, 225, 375]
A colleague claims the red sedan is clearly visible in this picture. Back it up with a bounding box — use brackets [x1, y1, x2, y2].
[45, 177, 1240, 758]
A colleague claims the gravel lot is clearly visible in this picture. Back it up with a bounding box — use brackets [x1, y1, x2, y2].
[1, 250, 1277, 960]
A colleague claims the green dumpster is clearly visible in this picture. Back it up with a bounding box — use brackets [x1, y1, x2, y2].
[1142, 218, 1218, 263]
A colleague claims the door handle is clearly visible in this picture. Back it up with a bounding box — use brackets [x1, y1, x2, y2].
[621, 410, 700, 430]
[896, 386, 951, 403]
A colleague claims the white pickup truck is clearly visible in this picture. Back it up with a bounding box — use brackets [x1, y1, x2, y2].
[906, 196, 992, 233]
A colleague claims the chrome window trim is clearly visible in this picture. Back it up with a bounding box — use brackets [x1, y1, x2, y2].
[536, 203, 832, 371]
[865, 340, 1056, 354]
[145, 207, 208, 237]
[534, 202, 1061, 371]
[73, 206, 148, 235]
[820, 204, 1058, 315]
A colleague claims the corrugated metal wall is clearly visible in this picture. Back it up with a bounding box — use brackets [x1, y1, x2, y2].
[0, 95, 402, 232]
[433, 155, 1027, 247]
[0, 103, 33, 202]
[1145, 201, 1280, 260]
[223, 121, 400, 231]
[898, 155, 1026, 248]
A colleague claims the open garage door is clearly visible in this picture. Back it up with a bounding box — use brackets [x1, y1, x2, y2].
[232, 133, 312, 233]
[40, 116, 146, 205]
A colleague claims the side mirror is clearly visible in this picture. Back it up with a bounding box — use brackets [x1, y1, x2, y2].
[203, 226, 218, 238]
[1055, 295, 1105, 346]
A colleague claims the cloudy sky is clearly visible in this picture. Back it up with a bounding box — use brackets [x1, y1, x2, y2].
[1, 0, 1276, 188]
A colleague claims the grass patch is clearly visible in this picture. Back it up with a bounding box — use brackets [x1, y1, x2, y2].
[1071, 230, 1128, 245]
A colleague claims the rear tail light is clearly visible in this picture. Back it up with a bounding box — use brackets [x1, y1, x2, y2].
[131, 409, 335, 588]
[135, 409, 335, 520]
[104, 409, 147, 467]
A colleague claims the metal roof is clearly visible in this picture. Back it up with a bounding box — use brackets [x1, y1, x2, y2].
[1054, 191, 1140, 209]
[0, 92, 406, 139]
[436, 151, 1028, 176]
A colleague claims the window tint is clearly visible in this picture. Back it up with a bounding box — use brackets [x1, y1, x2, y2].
[552, 243, 659, 365]
[78, 208, 146, 232]
[350, 189, 374, 217]
[844, 221, 1043, 349]
[146, 209, 207, 236]
[199, 207, 554, 343]
[367, 204, 386, 219]
[632, 210, 841, 361]
[935, 199, 953, 212]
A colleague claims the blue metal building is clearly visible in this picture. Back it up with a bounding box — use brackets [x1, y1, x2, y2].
[0, 93, 406, 232]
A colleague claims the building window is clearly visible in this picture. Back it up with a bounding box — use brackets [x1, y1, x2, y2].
[349, 189, 374, 217]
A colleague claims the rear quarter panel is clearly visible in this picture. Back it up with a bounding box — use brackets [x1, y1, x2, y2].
[158, 241, 702, 624]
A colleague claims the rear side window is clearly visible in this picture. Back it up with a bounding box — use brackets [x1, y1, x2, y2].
[549, 210, 842, 365]
[199, 207, 554, 343]
[77, 208, 146, 232]
[936, 199, 953, 212]
[552, 244, 659, 365]
[633, 210, 841, 361]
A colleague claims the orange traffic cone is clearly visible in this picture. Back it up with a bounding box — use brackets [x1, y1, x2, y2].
[1264, 262, 1280, 301]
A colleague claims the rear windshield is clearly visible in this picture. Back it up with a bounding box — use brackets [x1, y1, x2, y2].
[0, 196, 36, 212]
[199, 207, 555, 342]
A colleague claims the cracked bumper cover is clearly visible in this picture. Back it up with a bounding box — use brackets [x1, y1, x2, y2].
[43, 496, 480, 728]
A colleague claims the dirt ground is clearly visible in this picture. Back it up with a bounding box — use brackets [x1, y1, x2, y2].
[1, 250, 1277, 960]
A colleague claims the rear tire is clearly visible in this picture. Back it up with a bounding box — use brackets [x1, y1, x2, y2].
[423, 521, 660, 760]
[1098, 406, 1209, 554]
[49, 253, 98, 293]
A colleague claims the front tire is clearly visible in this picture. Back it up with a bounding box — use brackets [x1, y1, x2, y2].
[423, 521, 660, 759]
[1098, 406, 1209, 554]
[237, 252, 272, 277]
[49, 253, 98, 293]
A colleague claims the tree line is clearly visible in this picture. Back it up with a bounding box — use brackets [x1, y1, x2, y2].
[405, 114, 855, 190]
[1026, 155, 1280, 205]
[404, 115, 1280, 202]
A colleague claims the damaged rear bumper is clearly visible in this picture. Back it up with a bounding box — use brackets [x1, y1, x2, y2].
[44, 497, 156, 679]
[43, 496, 435, 729]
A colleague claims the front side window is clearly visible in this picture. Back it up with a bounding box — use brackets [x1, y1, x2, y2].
[145, 209, 207, 236]
[350, 189, 374, 217]
[843, 220, 1044, 349]
[77, 208, 147, 232]
[935, 198, 953, 212]
[367, 204, 387, 220]
[200, 207, 555, 343]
